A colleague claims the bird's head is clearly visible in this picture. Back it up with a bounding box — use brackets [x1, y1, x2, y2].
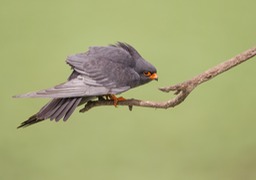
[113, 42, 158, 86]
[135, 57, 158, 84]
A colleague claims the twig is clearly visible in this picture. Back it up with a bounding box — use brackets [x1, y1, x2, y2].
[80, 47, 256, 113]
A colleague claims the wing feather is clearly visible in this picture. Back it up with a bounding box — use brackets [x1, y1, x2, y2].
[14, 75, 130, 98]
[14, 43, 139, 99]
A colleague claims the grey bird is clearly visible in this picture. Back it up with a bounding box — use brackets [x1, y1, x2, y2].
[14, 42, 158, 128]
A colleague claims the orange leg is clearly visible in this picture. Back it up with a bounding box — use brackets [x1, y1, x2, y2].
[107, 94, 126, 107]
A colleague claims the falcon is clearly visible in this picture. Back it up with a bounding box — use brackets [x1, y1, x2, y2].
[14, 42, 158, 128]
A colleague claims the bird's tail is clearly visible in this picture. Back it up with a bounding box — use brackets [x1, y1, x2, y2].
[17, 97, 90, 128]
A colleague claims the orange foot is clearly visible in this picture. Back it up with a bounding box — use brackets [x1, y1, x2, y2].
[107, 94, 126, 107]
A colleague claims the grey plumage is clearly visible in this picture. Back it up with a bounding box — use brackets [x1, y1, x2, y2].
[14, 42, 157, 128]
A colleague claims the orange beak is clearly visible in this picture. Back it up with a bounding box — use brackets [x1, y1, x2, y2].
[149, 73, 158, 81]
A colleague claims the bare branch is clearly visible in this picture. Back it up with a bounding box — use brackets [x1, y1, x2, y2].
[79, 47, 256, 113]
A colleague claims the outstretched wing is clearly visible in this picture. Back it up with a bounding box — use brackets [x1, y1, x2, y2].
[14, 75, 130, 98]
[14, 43, 140, 98]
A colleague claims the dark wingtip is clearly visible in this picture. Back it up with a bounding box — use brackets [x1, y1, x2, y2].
[17, 115, 45, 129]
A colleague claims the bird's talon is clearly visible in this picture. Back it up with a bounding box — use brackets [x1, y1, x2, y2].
[108, 94, 126, 107]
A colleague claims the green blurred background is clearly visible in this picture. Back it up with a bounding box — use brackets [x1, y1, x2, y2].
[1, 0, 256, 179]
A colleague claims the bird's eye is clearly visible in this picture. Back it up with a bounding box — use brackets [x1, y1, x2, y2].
[143, 71, 152, 77]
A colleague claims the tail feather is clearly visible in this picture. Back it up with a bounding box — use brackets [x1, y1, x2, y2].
[50, 98, 71, 121]
[17, 97, 91, 128]
[63, 98, 82, 121]
[39, 99, 65, 120]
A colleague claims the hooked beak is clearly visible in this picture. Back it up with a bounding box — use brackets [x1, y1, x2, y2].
[149, 73, 158, 81]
